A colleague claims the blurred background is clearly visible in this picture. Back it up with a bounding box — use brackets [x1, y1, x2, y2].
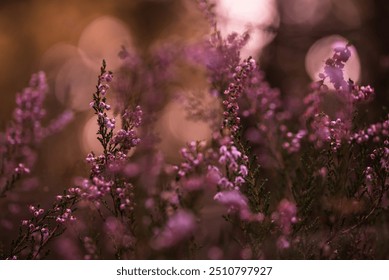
[1, 0, 389, 242]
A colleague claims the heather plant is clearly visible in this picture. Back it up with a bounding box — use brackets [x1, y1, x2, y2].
[0, 72, 73, 198]
[1, 0, 389, 260]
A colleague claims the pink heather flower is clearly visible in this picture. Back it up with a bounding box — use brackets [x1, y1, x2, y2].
[42, 111, 73, 138]
[282, 129, 307, 154]
[14, 163, 30, 175]
[100, 72, 113, 83]
[215, 140, 249, 190]
[350, 114, 389, 144]
[321, 45, 351, 90]
[222, 57, 257, 135]
[272, 199, 297, 235]
[351, 84, 375, 103]
[175, 141, 206, 179]
[308, 114, 348, 151]
[104, 117, 115, 129]
[206, 165, 222, 186]
[230, 146, 241, 159]
[110, 128, 140, 152]
[55, 208, 75, 224]
[77, 177, 113, 201]
[28, 205, 35, 212]
[214, 190, 248, 210]
[41, 227, 49, 235]
[214, 190, 264, 221]
[239, 165, 248, 176]
[151, 210, 196, 250]
[234, 176, 245, 187]
[182, 177, 204, 191]
[217, 177, 234, 189]
[1, 71, 71, 197]
[114, 182, 135, 211]
[122, 105, 143, 128]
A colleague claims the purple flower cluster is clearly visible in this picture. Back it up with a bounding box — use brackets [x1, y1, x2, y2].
[80, 62, 143, 211]
[308, 114, 348, 151]
[321, 45, 351, 90]
[351, 114, 389, 144]
[282, 129, 307, 154]
[271, 199, 297, 249]
[151, 210, 196, 250]
[222, 57, 256, 135]
[216, 142, 248, 190]
[2, 6, 389, 259]
[78, 177, 113, 202]
[175, 141, 206, 179]
[214, 190, 264, 221]
[0, 72, 73, 197]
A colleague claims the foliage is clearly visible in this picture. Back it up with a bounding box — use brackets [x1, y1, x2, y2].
[1, 0, 388, 260]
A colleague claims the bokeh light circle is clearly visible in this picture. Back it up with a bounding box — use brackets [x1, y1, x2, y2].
[78, 16, 133, 71]
[55, 57, 97, 112]
[215, 0, 279, 58]
[305, 35, 361, 85]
